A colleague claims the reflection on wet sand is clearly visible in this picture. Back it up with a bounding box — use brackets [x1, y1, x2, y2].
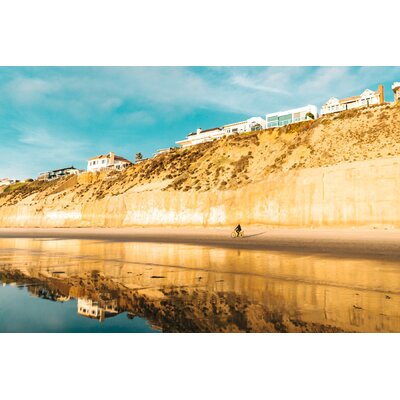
[1, 237, 400, 332]
[77, 298, 120, 321]
[27, 285, 120, 321]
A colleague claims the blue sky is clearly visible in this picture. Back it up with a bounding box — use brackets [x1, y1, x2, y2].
[1, 66, 399, 179]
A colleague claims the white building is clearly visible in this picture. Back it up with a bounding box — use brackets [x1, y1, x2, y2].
[87, 152, 132, 173]
[0, 178, 16, 186]
[176, 117, 266, 148]
[392, 82, 400, 102]
[222, 117, 266, 135]
[266, 105, 318, 128]
[321, 86, 384, 115]
[37, 166, 80, 181]
[153, 147, 174, 157]
[247, 116, 266, 131]
[176, 127, 224, 148]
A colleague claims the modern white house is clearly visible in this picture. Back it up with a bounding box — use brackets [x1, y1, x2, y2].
[392, 82, 400, 102]
[266, 105, 318, 128]
[37, 166, 81, 181]
[87, 152, 132, 173]
[246, 116, 267, 131]
[320, 85, 385, 115]
[176, 117, 266, 148]
[222, 117, 266, 135]
[176, 127, 224, 148]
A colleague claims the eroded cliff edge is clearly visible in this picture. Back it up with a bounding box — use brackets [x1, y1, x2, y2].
[1, 104, 400, 228]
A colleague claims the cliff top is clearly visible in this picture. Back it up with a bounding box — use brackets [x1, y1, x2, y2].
[1, 102, 400, 206]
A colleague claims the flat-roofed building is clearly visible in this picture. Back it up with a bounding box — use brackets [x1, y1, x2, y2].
[321, 85, 385, 115]
[153, 147, 174, 157]
[266, 105, 318, 128]
[223, 117, 266, 135]
[176, 117, 266, 148]
[37, 166, 80, 181]
[176, 127, 224, 148]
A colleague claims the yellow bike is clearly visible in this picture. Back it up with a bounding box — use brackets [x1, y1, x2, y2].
[231, 230, 244, 238]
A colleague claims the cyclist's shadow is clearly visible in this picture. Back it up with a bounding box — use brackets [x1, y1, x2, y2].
[243, 231, 268, 238]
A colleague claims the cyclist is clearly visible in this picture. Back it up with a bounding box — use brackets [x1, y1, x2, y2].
[234, 224, 242, 235]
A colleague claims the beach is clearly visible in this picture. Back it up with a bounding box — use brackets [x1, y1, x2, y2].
[1, 226, 400, 260]
[2, 229, 400, 332]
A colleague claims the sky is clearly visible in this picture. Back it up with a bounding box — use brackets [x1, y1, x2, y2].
[1, 66, 399, 179]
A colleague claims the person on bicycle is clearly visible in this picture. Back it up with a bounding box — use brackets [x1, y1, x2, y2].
[234, 224, 242, 234]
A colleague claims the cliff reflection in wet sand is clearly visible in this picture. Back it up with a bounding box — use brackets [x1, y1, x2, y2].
[1, 237, 400, 332]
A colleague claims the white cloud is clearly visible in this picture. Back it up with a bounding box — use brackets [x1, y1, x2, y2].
[299, 67, 352, 94]
[228, 67, 299, 95]
[6, 77, 60, 104]
[19, 129, 54, 146]
[299, 66, 400, 104]
[4, 67, 400, 119]
[1, 126, 91, 178]
[99, 97, 123, 111]
[120, 111, 156, 125]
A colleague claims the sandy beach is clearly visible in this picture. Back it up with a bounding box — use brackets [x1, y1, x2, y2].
[1, 226, 400, 260]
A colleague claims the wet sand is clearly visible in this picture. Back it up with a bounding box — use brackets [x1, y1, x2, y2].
[1, 227, 400, 260]
[2, 232, 400, 332]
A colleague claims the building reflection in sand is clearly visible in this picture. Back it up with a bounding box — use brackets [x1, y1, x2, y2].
[77, 298, 120, 321]
[26, 284, 121, 321]
[1, 237, 400, 332]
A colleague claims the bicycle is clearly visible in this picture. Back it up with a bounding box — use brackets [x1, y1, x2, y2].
[231, 230, 244, 238]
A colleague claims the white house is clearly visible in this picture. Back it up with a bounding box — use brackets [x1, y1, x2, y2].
[0, 178, 16, 186]
[176, 127, 224, 148]
[37, 166, 80, 181]
[321, 85, 385, 115]
[176, 117, 266, 148]
[222, 117, 266, 135]
[246, 116, 266, 132]
[87, 152, 132, 173]
[153, 147, 174, 157]
[266, 105, 318, 128]
[392, 82, 400, 102]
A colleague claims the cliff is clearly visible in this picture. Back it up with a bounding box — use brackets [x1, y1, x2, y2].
[1, 103, 400, 228]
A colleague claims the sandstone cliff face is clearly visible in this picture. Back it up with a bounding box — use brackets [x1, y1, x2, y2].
[1, 104, 400, 228]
